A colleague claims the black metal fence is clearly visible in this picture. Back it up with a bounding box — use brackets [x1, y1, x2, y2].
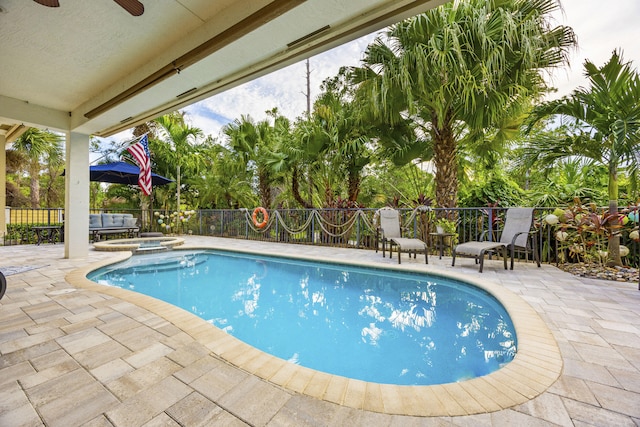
[4, 206, 640, 268]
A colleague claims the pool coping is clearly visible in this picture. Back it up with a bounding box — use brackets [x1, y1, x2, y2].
[93, 236, 185, 252]
[66, 244, 563, 417]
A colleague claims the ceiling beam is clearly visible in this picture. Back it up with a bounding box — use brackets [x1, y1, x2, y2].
[0, 95, 70, 133]
[0, 123, 28, 144]
[91, 0, 446, 137]
[84, 0, 306, 120]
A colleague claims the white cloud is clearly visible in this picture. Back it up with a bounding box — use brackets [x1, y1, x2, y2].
[183, 32, 378, 139]
[549, 0, 640, 98]
[178, 0, 640, 138]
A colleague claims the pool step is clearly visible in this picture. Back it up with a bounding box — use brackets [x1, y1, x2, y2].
[134, 246, 169, 255]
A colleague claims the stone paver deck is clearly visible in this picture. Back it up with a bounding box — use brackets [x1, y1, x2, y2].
[1, 236, 639, 426]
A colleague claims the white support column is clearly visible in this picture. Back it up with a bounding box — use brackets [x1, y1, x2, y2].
[0, 133, 6, 239]
[64, 132, 90, 258]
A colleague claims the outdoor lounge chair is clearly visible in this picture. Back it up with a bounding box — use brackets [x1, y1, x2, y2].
[376, 208, 428, 264]
[0, 271, 6, 301]
[452, 207, 541, 273]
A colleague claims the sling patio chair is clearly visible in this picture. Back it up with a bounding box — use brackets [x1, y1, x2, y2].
[376, 207, 428, 264]
[452, 207, 541, 273]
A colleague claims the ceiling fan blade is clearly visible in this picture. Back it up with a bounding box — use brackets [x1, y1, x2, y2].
[113, 0, 144, 16]
[33, 0, 60, 7]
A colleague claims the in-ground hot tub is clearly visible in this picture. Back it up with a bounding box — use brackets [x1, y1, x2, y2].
[93, 236, 184, 254]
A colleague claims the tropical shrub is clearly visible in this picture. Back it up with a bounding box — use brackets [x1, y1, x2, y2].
[458, 173, 524, 208]
[543, 201, 638, 265]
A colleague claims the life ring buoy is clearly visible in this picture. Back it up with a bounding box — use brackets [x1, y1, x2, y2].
[252, 207, 269, 229]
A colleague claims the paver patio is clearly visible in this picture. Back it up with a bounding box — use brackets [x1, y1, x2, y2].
[0, 236, 638, 426]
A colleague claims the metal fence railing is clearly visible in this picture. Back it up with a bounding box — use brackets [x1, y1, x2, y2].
[3, 206, 639, 269]
[2, 208, 144, 245]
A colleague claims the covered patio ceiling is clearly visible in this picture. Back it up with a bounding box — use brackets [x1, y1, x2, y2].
[0, 0, 447, 141]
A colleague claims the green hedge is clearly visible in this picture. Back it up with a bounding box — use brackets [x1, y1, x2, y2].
[4, 223, 63, 245]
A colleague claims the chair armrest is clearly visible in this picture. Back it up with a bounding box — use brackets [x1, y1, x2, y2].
[510, 230, 537, 248]
[378, 227, 389, 240]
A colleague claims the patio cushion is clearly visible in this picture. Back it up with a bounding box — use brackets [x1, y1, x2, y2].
[454, 241, 505, 257]
[101, 214, 121, 227]
[123, 217, 138, 227]
[89, 214, 102, 229]
[391, 237, 427, 251]
[114, 214, 127, 227]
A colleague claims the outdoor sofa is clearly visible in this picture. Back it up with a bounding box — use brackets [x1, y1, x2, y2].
[89, 213, 139, 241]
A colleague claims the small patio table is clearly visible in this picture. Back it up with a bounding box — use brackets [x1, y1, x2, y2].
[429, 232, 455, 259]
[33, 225, 64, 245]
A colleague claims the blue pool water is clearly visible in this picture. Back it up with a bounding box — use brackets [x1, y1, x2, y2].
[88, 250, 517, 385]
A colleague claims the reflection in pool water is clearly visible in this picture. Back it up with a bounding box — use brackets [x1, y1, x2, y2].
[89, 250, 516, 385]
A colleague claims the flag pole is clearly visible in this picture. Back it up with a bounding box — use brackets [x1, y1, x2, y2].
[121, 132, 148, 150]
[124, 134, 153, 228]
[149, 187, 154, 233]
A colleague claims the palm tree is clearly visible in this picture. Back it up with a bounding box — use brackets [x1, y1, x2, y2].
[9, 128, 64, 208]
[261, 112, 325, 208]
[224, 114, 278, 208]
[197, 139, 257, 208]
[41, 139, 65, 208]
[153, 112, 203, 212]
[351, 0, 575, 209]
[525, 50, 640, 266]
[518, 154, 606, 207]
[269, 72, 376, 208]
[273, 116, 325, 208]
[312, 72, 373, 204]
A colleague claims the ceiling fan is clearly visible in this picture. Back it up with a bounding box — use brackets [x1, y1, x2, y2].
[33, 0, 144, 16]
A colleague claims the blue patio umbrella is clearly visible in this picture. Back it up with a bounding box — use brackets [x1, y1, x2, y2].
[86, 162, 173, 230]
[88, 161, 173, 186]
[62, 162, 173, 231]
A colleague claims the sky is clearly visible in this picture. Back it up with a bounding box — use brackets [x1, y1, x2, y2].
[546, 0, 640, 97]
[114, 0, 640, 143]
[181, 32, 377, 139]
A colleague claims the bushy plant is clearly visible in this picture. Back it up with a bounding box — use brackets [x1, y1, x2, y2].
[459, 173, 523, 208]
[434, 218, 457, 234]
[543, 201, 638, 265]
[433, 217, 458, 248]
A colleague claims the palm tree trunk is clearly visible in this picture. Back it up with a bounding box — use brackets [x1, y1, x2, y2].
[176, 163, 181, 213]
[607, 163, 622, 266]
[324, 179, 333, 206]
[140, 196, 150, 231]
[307, 166, 314, 207]
[607, 199, 622, 266]
[292, 165, 312, 208]
[347, 169, 360, 202]
[29, 161, 40, 208]
[258, 168, 272, 208]
[432, 117, 458, 210]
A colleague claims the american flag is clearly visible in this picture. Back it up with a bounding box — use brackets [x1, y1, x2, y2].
[126, 135, 152, 196]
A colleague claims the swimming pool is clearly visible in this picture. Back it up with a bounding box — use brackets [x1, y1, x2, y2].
[89, 249, 517, 386]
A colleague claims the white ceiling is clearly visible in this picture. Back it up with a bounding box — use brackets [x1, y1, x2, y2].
[0, 0, 447, 140]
